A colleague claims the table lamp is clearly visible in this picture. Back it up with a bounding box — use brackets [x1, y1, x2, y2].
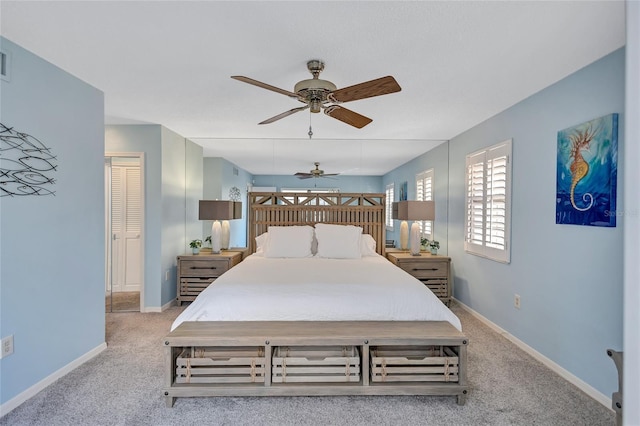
[199, 200, 242, 253]
[392, 200, 435, 256]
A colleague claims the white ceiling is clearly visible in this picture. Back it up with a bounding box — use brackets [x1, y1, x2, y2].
[0, 1, 626, 176]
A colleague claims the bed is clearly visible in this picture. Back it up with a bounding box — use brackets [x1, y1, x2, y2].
[164, 193, 468, 406]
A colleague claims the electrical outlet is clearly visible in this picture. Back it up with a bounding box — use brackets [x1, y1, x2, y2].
[514, 294, 521, 309]
[165, 270, 170, 281]
[1, 335, 14, 359]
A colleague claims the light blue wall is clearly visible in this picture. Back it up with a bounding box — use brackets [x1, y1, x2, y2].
[382, 142, 449, 251]
[220, 160, 252, 248]
[185, 140, 204, 253]
[0, 38, 105, 405]
[105, 125, 163, 308]
[252, 175, 382, 193]
[160, 127, 188, 305]
[448, 48, 625, 397]
[105, 125, 203, 308]
[202, 158, 253, 248]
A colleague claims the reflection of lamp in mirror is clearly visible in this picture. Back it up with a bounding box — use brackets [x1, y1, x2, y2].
[392, 200, 435, 256]
[198, 200, 242, 254]
[392, 202, 409, 249]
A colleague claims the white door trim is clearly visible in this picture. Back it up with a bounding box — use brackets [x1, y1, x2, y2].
[105, 152, 145, 312]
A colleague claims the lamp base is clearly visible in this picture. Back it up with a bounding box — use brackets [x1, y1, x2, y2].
[409, 222, 421, 256]
[211, 220, 222, 254]
[400, 221, 409, 250]
[221, 220, 230, 250]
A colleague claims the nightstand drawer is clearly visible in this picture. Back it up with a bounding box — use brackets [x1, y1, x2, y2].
[397, 261, 448, 278]
[179, 259, 230, 277]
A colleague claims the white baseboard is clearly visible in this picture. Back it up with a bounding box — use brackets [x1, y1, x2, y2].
[0, 342, 107, 417]
[454, 299, 613, 411]
[143, 298, 176, 313]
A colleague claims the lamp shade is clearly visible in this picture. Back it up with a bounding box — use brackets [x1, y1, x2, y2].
[199, 200, 242, 220]
[392, 201, 435, 221]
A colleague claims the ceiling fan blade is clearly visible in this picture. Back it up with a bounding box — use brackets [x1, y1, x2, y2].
[231, 76, 299, 98]
[324, 105, 372, 129]
[259, 106, 310, 125]
[322, 173, 340, 177]
[328, 76, 401, 103]
[294, 173, 314, 179]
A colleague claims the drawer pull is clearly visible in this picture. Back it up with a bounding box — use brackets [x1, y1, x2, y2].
[412, 267, 439, 271]
[190, 266, 216, 270]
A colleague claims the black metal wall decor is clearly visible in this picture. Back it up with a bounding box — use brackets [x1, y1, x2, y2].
[0, 123, 57, 197]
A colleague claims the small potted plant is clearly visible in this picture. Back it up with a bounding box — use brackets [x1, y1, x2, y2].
[189, 239, 202, 254]
[420, 237, 429, 251]
[428, 240, 440, 255]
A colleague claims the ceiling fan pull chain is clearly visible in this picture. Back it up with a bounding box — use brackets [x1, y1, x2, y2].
[308, 113, 313, 139]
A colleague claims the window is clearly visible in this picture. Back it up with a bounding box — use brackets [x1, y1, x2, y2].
[385, 183, 394, 230]
[416, 169, 434, 240]
[464, 139, 512, 263]
[281, 188, 339, 205]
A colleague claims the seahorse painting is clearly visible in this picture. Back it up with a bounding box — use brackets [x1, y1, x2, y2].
[568, 123, 598, 211]
[556, 113, 618, 227]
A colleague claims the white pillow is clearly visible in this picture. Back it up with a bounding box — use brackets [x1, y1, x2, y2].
[254, 232, 269, 255]
[263, 226, 314, 258]
[361, 234, 377, 256]
[315, 223, 363, 259]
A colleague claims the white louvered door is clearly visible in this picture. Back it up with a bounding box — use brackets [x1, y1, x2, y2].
[111, 163, 142, 292]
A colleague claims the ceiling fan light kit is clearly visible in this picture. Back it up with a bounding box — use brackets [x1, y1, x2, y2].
[231, 60, 401, 129]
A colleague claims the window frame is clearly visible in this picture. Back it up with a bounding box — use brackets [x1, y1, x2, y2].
[464, 139, 512, 263]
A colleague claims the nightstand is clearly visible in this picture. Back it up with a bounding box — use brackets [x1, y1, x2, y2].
[386, 250, 452, 306]
[176, 250, 244, 305]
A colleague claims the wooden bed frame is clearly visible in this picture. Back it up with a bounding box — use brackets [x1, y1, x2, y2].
[247, 192, 387, 255]
[163, 192, 468, 406]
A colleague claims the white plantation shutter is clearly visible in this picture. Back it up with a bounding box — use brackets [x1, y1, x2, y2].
[466, 153, 485, 247]
[125, 167, 141, 234]
[464, 139, 512, 263]
[416, 169, 434, 239]
[385, 183, 394, 229]
[112, 166, 141, 235]
[111, 169, 123, 234]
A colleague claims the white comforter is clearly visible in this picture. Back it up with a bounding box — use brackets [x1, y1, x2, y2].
[171, 254, 462, 331]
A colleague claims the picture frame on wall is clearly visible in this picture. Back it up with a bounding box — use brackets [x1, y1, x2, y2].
[556, 113, 618, 227]
[399, 181, 407, 201]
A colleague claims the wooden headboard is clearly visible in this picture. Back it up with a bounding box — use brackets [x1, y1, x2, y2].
[248, 192, 386, 255]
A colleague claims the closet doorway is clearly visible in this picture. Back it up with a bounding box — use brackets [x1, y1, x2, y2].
[105, 153, 145, 312]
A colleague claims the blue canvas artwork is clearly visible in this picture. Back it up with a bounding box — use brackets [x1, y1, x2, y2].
[556, 113, 618, 227]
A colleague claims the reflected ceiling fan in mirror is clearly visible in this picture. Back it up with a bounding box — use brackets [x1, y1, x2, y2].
[294, 162, 339, 180]
[231, 60, 401, 129]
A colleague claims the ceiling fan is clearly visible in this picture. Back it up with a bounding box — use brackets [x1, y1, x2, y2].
[231, 60, 401, 129]
[294, 162, 339, 180]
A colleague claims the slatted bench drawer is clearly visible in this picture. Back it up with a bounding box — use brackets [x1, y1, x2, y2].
[370, 345, 459, 383]
[272, 346, 360, 384]
[175, 346, 266, 384]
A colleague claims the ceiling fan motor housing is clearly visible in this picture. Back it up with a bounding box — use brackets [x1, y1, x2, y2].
[294, 79, 337, 113]
[293, 60, 336, 113]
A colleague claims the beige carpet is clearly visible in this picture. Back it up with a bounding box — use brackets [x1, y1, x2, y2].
[0, 302, 616, 426]
[105, 291, 140, 312]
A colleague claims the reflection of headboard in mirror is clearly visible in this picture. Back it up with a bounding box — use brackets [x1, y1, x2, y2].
[248, 192, 386, 255]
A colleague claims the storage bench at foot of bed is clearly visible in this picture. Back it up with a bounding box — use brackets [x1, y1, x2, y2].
[163, 321, 468, 407]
